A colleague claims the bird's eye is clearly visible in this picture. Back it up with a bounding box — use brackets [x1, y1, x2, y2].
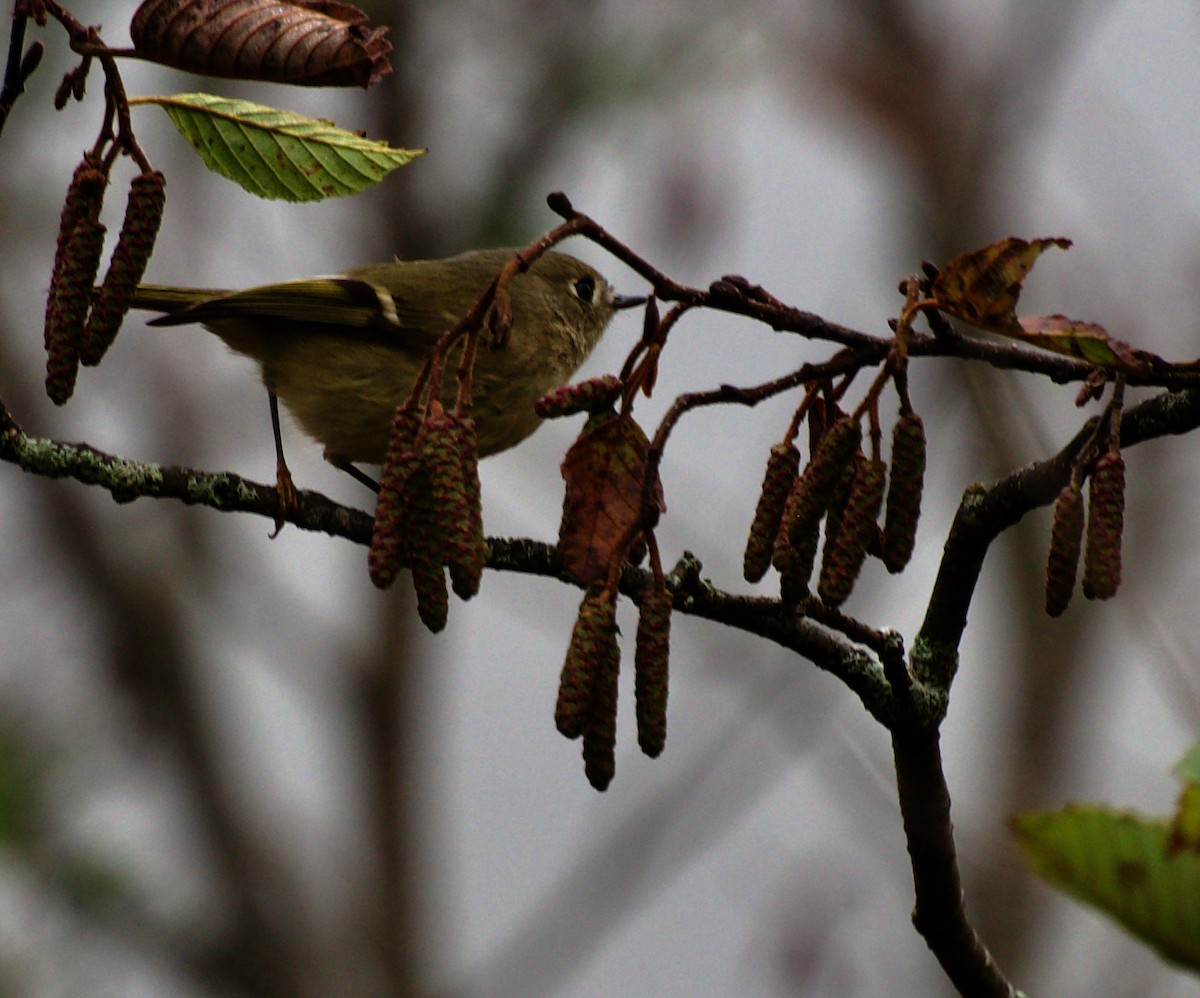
[572, 274, 596, 304]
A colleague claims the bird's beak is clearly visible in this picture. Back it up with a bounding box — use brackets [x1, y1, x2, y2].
[612, 293, 647, 310]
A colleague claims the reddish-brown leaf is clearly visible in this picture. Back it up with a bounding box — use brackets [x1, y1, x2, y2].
[130, 0, 393, 88]
[558, 413, 662, 585]
[931, 236, 1071, 332]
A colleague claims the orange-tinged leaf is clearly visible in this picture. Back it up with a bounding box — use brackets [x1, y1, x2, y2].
[931, 236, 1071, 331]
[558, 413, 662, 584]
[1015, 314, 1162, 376]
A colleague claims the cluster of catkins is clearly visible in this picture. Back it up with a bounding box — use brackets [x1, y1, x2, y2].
[554, 581, 671, 791]
[538, 374, 673, 791]
[368, 400, 487, 632]
[1044, 443, 1126, 617]
[44, 156, 167, 404]
[743, 407, 927, 606]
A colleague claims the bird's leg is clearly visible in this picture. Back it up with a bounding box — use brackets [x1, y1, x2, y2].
[268, 390, 298, 536]
[325, 451, 381, 494]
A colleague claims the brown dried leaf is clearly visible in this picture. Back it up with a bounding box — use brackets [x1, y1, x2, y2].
[931, 236, 1071, 332]
[558, 413, 662, 585]
[130, 0, 393, 88]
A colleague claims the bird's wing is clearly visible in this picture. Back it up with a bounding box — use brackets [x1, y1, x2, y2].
[143, 277, 409, 332]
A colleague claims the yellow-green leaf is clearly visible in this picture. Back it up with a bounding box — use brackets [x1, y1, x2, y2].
[131, 93, 423, 202]
[1012, 805, 1200, 971]
[1015, 314, 1162, 376]
[1174, 741, 1200, 785]
[1170, 742, 1200, 857]
[1169, 784, 1200, 858]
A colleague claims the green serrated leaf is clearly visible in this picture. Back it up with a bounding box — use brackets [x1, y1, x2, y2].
[1012, 805, 1200, 972]
[131, 93, 424, 202]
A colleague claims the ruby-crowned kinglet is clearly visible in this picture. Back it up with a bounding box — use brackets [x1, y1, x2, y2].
[132, 248, 644, 475]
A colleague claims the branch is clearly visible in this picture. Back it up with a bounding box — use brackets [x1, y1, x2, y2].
[0, 397, 899, 723]
[547, 192, 1200, 392]
[887, 385, 1200, 996]
[918, 386, 1200, 680]
[893, 727, 1021, 998]
[0, 397, 374, 539]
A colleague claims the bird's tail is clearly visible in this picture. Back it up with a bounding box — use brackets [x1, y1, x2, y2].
[130, 284, 229, 318]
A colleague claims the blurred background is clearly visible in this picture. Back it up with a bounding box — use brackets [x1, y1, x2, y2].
[2, 1, 1200, 995]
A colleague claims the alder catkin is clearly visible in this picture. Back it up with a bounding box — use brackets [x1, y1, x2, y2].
[81, 171, 167, 366]
[406, 460, 449, 632]
[633, 582, 672, 758]
[368, 404, 424, 590]
[1082, 452, 1126, 601]
[773, 471, 821, 604]
[582, 618, 621, 791]
[772, 473, 804, 573]
[1045, 482, 1084, 617]
[786, 417, 863, 549]
[555, 589, 612, 740]
[425, 406, 469, 571]
[446, 413, 487, 600]
[743, 441, 801, 583]
[819, 458, 860, 563]
[818, 458, 886, 607]
[44, 161, 108, 404]
[881, 413, 926, 573]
